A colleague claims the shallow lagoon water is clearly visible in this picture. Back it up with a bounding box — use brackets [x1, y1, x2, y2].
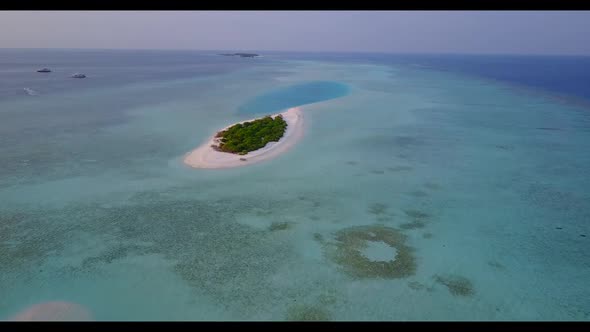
[237, 81, 350, 115]
[0, 50, 589, 320]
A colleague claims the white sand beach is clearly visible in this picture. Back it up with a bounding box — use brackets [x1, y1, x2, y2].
[183, 107, 304, 169]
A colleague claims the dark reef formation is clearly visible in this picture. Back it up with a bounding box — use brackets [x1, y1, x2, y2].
[399, 209, 431, 230]
[434, 274, 475, 297]
[269, 221, 294, 232]
[321, 225, 416, 279]
[286, 304, 331, 321]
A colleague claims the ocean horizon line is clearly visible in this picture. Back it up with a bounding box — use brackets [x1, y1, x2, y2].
[1, 47, 589, 58]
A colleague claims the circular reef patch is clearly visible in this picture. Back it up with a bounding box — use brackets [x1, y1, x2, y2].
[325, 225, 416, 279]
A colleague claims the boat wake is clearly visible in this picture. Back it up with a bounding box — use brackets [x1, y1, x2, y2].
[23, 88, 38, 96]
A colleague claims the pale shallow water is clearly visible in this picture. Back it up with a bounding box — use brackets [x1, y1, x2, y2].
[362, 241, 397, 262]
[0, 49, 589, 320]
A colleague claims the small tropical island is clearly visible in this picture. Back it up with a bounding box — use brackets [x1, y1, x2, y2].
[184, 107, 303, 169]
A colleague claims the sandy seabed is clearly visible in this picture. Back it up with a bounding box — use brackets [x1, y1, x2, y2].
[183, 107, 304, 169]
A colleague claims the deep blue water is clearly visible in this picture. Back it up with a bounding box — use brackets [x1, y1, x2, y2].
[264, 51, 590, 103]
[396, 54, 590, 102]
[237, 81, 350, 115]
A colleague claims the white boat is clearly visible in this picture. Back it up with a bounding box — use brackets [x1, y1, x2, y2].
[71, 73, 86, 78]
[37, 68, 51, 73]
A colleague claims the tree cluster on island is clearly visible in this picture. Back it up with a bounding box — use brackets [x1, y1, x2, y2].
[214, 115, 287, 155]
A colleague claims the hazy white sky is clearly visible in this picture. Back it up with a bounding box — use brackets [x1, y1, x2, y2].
[1, 11, 589, 55]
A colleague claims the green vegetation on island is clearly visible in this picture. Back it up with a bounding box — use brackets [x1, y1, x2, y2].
[214, 115, 287, 155]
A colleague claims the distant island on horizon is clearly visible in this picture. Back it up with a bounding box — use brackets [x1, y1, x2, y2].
[219, 53, 259, 58]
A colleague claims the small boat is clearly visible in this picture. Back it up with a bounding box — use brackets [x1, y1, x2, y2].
[37, 68, 51, 73]
[71, 73, 86, 78]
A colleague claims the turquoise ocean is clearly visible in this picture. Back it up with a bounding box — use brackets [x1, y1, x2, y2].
[0, 49, 589, 320]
